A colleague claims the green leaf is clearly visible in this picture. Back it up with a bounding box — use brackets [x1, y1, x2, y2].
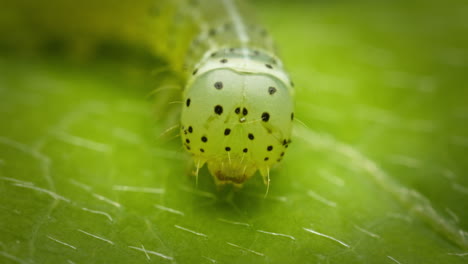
[1, 1, 467, 263]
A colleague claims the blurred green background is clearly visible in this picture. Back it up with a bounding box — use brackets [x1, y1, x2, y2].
[0, 0, 467, 263]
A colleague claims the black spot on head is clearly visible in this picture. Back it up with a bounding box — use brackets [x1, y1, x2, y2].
[220, 58, 228, 63]
[243, 148, 248, 153]
[201, 136, 208, 142]
[184, 130, 187, 135]
[214, 105, 223, 115]
[265, 64, 273, 69]
[267, 146, 273, 151]
[268, 86, 277, 95]
[261, 112, 270, 122]
[248, 133, 254, 140]
[264, 157, 269, 161]
[185, 145, 191, 150]
[283, 139, 287, 145]
[186, 139, 190, 144]
[225, 147, 231, 151]
[186, 98, 191, 107]
[214, 81, 223, 90]
[280, 152, 285, 156]
[224, 128, 231, 135]
[200, 148, 205, 153]
[291, 113, 294, 120]
[188, 126, 193, 133]
[277, 158, 282, 162]
[242, 108, 248, 116]
[235, 107, 241, 114]
[285, 144, 289, 148]
[192, 69, 198, 75]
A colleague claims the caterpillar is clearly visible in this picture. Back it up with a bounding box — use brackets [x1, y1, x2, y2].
[152, 0, 295, 188]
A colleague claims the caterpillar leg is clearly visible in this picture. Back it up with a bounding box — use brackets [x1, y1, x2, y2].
[192, 158, 206, 186]
[259, 167, 271, 198]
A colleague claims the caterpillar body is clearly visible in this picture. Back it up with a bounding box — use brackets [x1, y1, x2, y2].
[153, 0, 294, 187]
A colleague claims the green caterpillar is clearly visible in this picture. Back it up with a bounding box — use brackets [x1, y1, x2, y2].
[153, 0, 295, 188]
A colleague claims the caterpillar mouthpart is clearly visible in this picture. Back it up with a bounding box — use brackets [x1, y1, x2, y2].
[207, 156, 258, 186]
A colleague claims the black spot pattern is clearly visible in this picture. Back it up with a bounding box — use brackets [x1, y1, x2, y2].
[214, 105, 223, 115]
[214, 81, 223, 90]
[268, 86, 277, 95]
[181, 45, 294, 169]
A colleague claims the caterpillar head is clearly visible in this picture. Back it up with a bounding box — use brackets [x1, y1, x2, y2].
[181, 51, 294, 186]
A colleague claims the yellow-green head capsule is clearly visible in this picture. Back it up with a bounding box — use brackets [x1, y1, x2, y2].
[181, 48, 294, 186]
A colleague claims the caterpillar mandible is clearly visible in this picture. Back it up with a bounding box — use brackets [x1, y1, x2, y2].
[153, 0, 294, 187]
